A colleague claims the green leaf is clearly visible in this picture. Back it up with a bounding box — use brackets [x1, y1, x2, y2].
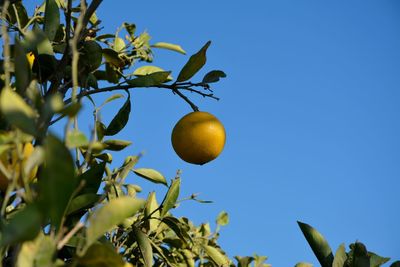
[132, 226, 153, 267]
[133, 66, 173, 81]
[1, 204, 42, 246]
[67, 193, 100, 215]
[294, 263, 313, 267]
[127, 71, 171, 87]
[152, 42, 186, 55]
[333, 244, 347, 267]
[216, 211, 229, 226]
[114, 37, 126, 52]
[78, 162, 105, 195]
[369, 252, 390, 267]
[144, 192, 160, 232]
[14, 39, 31, 95]
[133, 168, 167, 186]
[390, 261, 400, 267]
[78, 243, 131, 267]
[162, 216, 191, 243]
[44, 0, 60, 41]
[60, 102, 82, 118]
[66, 129, 89, 148]
[297, 221, 334, 267]
[15, 232, 56, 267]
[0, 88, 37, 135]
[105, 94, 131, 136]
[176, 41, 211, 82]
[202, 70, 227, 83]
[81, 41, 103, 71]
[85, 196, 145, 249]
[103, 139, 132, 151]
[203, 245, 230, 266]
[96, 121, 106, 141]
[123, 22, 136, 38]
[160, 177, 180, 217]
[99, 94, 124, 109]
[235, 256, 254, 267]
[39, 135, 78, 229]
[103, 48, 125, 67]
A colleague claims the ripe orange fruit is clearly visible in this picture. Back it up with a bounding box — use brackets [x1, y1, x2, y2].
[171, 111, 226, 165]
[26, 52, 35, 68]
[0, 143, 37, 191]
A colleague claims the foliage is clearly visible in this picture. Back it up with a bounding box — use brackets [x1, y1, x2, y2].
[297, 221, 397, 267]
[0, 1, 396, 267]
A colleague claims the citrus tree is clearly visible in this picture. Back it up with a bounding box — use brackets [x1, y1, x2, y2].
[0, 1, 398, 267]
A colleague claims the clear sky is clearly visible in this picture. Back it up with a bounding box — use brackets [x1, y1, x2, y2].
[48, 0, 400, 265]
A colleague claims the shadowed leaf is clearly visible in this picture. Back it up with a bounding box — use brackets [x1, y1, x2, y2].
[202, 70, 226, 83]
[0, 204, 42, 247]
[44, 0, 60, 41]
[105, 94, 131, 136]
[298, 221, 333, 267]
[127, 71, 171, 87]
[177, 41, 211, 82]
[39, 135, 78, 229]
[133, 226, 153, 267]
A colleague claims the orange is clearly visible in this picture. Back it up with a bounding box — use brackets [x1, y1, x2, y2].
[26, 52, 35, 68]
[0, 143, 37, 191]
[171, 111, 226, 165]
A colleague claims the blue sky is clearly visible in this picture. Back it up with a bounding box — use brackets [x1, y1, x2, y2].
[45, 0, 400, 265]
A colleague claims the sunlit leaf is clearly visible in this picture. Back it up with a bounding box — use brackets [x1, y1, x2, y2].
[99, 94, 124, 109]
[133, 66, 173, 81]
[66, 129, 89, 148]
[133, 168, 167, 186]
[333, 244, 347, 267]
[152, 42, 186, 55]
[216, 211, 229, 226]
[162, 216, 191, 243]
[160, 177, 180, 217]
[114, 37, 126, 52]
[15, 232, 56, 267]
[203, 245, 230, 266]
[235, 256, 254, 267]
[85, 196, 145, 249]
[176, 41, 211, 82]
[144, 192, 160, 232]
[369, 252, 390, 267]
[0, 88, 37, 135]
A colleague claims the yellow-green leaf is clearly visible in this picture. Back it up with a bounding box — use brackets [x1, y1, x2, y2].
[85, 196, 145, 249]
[134, 168, 167, 186]
[0, 88, 37, 135]
[203, 245, 230, 266]
[152, 42, 186, 55]
[132, 226, 153, 267]
[160, 177, 180, 217]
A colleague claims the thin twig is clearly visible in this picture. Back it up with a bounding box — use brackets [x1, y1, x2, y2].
[57, 222, 84, 250]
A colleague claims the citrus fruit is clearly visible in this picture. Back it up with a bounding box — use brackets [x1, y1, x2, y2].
[171, 111, 226, 165]
[0, 142, 37, 191]
[26, 52, 35, 68]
